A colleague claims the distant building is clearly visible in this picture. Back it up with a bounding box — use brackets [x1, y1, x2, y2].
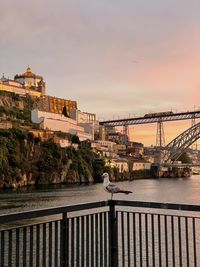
[36, 95, 77, 116]
[144, 146, 160, 163]
[111, 158, 129, 173]
[97, 140, 116, 152]
[119, 157, 151, 171]
[31, 109, 93, 141]
[0, 67, 45, 97]
[96, 140, 117, 158]
[114, 144, 127, 156]
[70, 109, 97, 140]
[70, 109, 96, 123]
[0, 67, 78, 115]
[107, 130, 128, 144]
[109, 157, 151, 173]
[95, 125, 106, 141]
[14, 67, 46, 95]
[131, 160, 151, 171]
[127, 142, 144, 158]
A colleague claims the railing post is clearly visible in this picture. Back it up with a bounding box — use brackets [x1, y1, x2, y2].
[109, 200, 118, 267]
[60, 212, 68, 267]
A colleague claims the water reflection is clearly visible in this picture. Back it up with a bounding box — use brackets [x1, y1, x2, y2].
[0, 176, 200, 215]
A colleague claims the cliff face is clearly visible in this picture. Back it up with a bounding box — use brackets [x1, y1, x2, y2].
[0, 95, 24, 110]
[0, 128, 102, 189]
[0, 92, 105, 189]
[0, 91, 35, 109]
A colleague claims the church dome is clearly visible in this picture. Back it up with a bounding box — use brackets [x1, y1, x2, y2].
[14, 67, 43, 80]
[24, 67, 34, 77]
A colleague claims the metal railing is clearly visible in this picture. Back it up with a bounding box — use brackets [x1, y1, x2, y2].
[0, 200, 200, 267]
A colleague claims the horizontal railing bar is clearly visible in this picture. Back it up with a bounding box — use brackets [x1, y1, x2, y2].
[0, 200, 199, 225]
[1, 211, 110, 232]
[0, 200, 109, 223]
[118, 210, 200, 219]
[113, 200, 200, 212]
[0, 219, 62, 232]
[7, 210, 198, 233]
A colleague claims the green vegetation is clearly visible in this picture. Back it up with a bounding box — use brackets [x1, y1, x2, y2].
[0, 106, 31, 122]
[0, 128, 106, 188]
[54, 131, 73, 140]
[0, 91, 106, 188]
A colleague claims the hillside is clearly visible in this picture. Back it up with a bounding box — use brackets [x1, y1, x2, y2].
[0, 91, 105, 188]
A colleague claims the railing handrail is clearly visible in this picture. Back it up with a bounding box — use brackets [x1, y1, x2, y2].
[0, 200, 199, 224]
[0, 200, 109, 224]
[114, 200, 200, 212]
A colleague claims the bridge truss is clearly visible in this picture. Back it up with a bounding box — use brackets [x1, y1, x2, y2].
[100, 111, 200, 127]
[163, 122, 200, 163]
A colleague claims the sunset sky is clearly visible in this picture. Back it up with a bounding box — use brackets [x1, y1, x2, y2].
[0, 0, 200, 146]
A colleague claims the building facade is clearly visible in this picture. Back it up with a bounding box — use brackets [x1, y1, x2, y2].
[0, 68, 78, 115]
[14, 67, 46, 95]
[31, 109, 93, 141]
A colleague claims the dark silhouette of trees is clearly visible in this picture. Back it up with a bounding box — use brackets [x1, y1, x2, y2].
[177, 152, 192, 164]
[62, 105, 69, 117]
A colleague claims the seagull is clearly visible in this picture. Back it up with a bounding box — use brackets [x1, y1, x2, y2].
[102, 172, 132, 200]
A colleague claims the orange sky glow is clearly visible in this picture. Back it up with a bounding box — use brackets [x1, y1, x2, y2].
[129, 120, 200, 146]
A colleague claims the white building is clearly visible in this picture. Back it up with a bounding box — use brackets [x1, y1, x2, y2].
[111, 159, 129, 173]
[14, 67, 45, 94]
[31, 109, 93, 141]
[132, 161, 151, 171]
[0, 68, 45, 97]
[70, 109, 97, 139]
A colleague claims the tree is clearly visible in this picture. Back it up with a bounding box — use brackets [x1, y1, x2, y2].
[92, 158, 105, 182]
[177, 152, 192, 164]
[71, 135, 80, 144]
[62, 105, 69, 118]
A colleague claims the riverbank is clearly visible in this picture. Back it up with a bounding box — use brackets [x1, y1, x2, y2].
[0, 168, 152, 190]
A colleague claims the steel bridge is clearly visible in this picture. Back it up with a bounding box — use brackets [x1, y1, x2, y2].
[100, 110, 200, 164]
[163, 121, 200, 163]
[100, 110, 200, 127]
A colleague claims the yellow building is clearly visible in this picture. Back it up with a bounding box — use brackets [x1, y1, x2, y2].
[0, 67, 44, 97]
[0, 67, 78, 115]
[48, 96, 77, 115]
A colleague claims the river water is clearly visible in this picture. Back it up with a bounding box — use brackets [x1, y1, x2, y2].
[0, 176, 200, 266]
[0, 175, 200, 215]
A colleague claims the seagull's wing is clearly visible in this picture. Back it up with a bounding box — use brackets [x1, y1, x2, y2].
[106, 183, 121, 193]
[106, 182, 133, 195]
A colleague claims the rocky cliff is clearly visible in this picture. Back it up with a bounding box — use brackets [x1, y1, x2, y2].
[0, 128, 103, 189]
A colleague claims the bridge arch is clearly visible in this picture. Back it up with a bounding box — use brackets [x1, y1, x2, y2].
[163, 122, 200, 163]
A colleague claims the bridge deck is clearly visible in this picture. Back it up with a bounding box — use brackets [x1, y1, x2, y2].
[100, 110, 200, 126]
